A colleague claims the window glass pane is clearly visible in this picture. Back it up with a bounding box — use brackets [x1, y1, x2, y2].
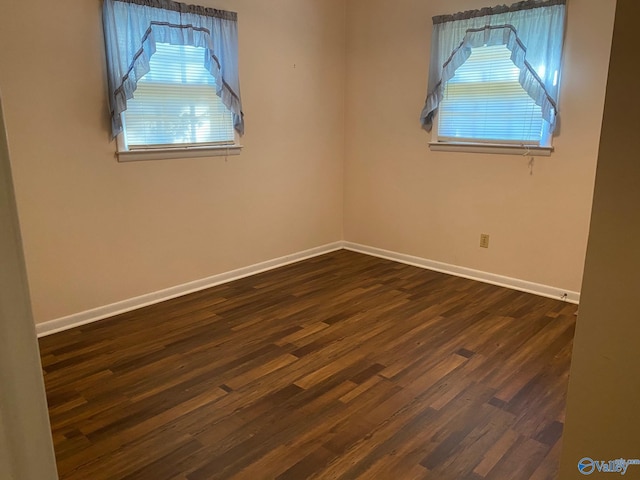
[438, 45, 545, 144]
[124, 43, 235, 147]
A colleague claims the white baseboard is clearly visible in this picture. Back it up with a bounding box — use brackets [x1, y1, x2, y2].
[343, 242, 580, 305]
[36, 242, 344, 337]
[37, 240, 580, 337]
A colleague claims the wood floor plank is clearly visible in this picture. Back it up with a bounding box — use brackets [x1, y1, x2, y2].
[39, 250, 576, 479]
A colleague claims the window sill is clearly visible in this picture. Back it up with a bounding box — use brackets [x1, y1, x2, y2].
[429, 142, 553, 156]
[117, 144, 243, 162]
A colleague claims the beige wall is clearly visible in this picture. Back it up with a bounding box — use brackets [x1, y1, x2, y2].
[0, 0, 346, 323]
[0, 96, 58, 479]
[344, 0, 616, 293]
[560, 0, 640, 476]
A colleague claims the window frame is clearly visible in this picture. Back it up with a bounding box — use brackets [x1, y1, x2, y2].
[115, 41, 243, 161]
[102, 0, 244, 162]
[116, 132, 242, 162]
[429, 44, 556, 156]
[420, 2, 566, 155]
[429, 113, 554, 157]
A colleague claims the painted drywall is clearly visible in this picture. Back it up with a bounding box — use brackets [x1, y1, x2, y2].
[344, 0, 616, 293]
[0, 0, 346, 323]
[0, 412, 13, 480]
[559, 1, 640, 477]
[0, 96, 58, 479]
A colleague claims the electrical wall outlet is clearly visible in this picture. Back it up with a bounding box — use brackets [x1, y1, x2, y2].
[480, 234, 490, 248]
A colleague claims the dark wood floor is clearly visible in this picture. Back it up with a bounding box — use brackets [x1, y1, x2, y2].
[39, 250, 576, 480]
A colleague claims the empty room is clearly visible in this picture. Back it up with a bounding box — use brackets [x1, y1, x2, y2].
[1, 0, 639, 479]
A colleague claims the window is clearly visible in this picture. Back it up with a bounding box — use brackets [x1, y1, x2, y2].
[421, 1, 566, 156]
[102, 0, 244, 162]
[122, 43, 236, 150]
[437, 44, 549, 147]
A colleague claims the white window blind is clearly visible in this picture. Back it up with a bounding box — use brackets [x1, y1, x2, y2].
[123, 43, 235, 149]
[438, 44, 547, 146]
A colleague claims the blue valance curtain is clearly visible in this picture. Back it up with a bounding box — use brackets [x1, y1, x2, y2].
[103, 0, 244, 138]
[420, 0, 566, 133]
